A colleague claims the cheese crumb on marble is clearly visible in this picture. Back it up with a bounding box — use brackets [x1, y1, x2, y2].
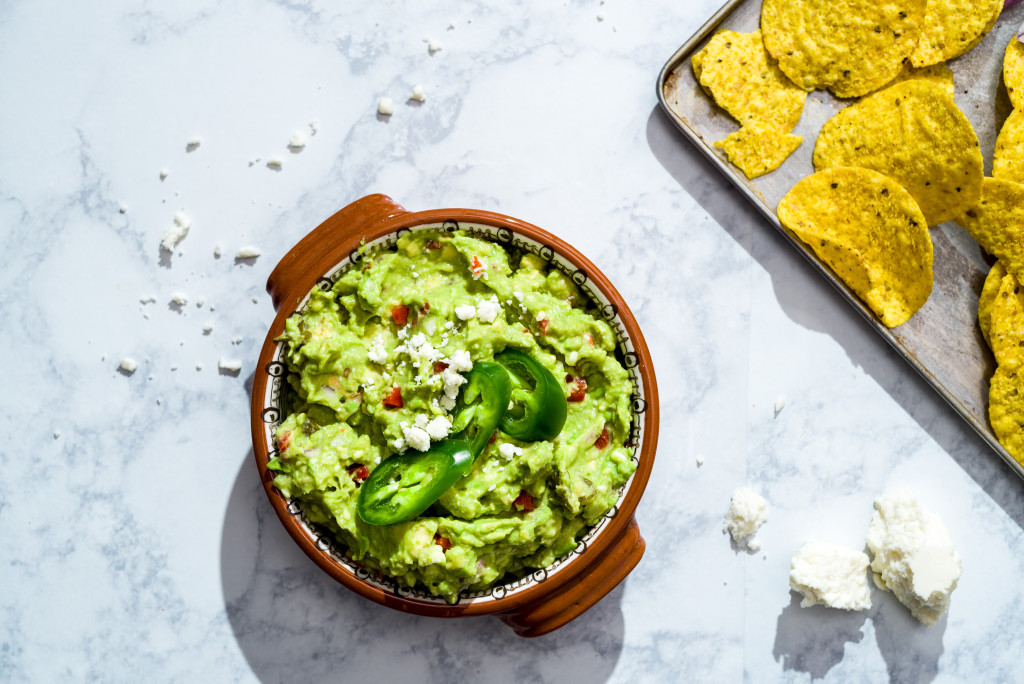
[411, 84, 427, 101]
[140, 295, 157, 304]
[724, 487, 768, 548]
[170, 291, 188, 305]
[119, 203, 128, 214]
[202, 324, 213, 334]
[377, 97, 395, 115]
[266, 158, 283, 170]
[426, 38, 443, 53]
[195, 363, 203, 371]
[789, 541, 872, 611]
[214, 244, 223, 258]
[218, 357, 242, 373]
[119, 357, 138, 373]
[236, 246, 262, 259]
[309, 120, 319, 135]
[186, 137, 202, 151]
[866, 489, 962, 626]
[161, 211, 192, 251]
[696, 456, 705, 467]
[476, 295, 501, 324]
[288, 131, 307, 149]
[774, 395, 786, 415]
[159, 169, 169, 180]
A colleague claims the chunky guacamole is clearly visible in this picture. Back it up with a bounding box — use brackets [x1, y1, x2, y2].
[268, 229, 636, 602]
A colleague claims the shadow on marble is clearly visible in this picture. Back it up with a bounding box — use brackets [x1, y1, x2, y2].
[645, 105, 1024, 532]
[221, 454, 627, 683]
[773, 592, 868, 679]
[872, 590, 947, 684]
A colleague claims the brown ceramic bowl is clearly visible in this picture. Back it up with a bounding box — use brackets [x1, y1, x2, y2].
[251, 194, 659, 637]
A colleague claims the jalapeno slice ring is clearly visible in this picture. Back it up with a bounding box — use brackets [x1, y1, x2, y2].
[356, 439, 473, 525]
[449, 361, 513, 458]
[495, 348, 568, 442]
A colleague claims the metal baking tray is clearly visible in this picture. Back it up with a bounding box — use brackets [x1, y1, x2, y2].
[657, 0, 1024, 481]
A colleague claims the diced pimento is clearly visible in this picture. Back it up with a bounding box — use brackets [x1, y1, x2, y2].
[391, 304, 409, 326]
[426, 239, 442, 250]
[277, 430, 292, 451]
[567, 377, 587, 402]
[594, 425, 610, 449]
[513, 491, 535, 513]
[539, 319, 550, 335]
[433, 533, 452, 552]
[584, 332, 594, 346]
[470, 256, 485, 279]
[433, 361, 449, 374]
[382, 387, 404, 408]
[347, 463, 370, 481]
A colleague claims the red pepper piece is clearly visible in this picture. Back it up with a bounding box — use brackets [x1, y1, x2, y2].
[594, 425, 610, 449]
[433, 361, 449, 374]
[277, 430, 292, 451]
[513, 491, 535, 513]
[426, 240, 442, 250]
[539, 319, 550, 335]
[434, 533, 452, 552]
[567, 377, 587, 402]
[347, 464, 370, 481]
[391, 304, 409, 326]
[382, 387, 403, 408]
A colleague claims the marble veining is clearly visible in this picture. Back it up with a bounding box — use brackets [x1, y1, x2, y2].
[2, 0, 1024, 681]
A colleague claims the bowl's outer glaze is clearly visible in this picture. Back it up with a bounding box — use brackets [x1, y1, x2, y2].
[251, 194, 659, 637]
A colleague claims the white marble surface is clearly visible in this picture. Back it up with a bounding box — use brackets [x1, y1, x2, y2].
[4, 0, 1024, 681]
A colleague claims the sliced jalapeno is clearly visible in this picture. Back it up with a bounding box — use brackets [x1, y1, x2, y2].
[495, 348, 568, 442]
[449, 361, 512, 458]
[356, 439, 473, 525]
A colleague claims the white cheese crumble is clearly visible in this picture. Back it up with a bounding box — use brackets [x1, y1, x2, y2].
[159, 168, 169, 180]
[186, 136, 202, 151]
[455, 304, 476, 321]
[367, 341, 388, 364]
[425, 416, 451, 440]
[696, 456, 705, 467]
[411, 84, 427, 101]
[403, 424, 431, 451]
[309, 119, 319, 135]
[377, 97, 394, 115]
[119, 203, 128, 214]
[218, 357, 242, 373]
[266, 158, 283, 170]
[476, 295, 501, 324]
[119, 357, 138, 373]
[724, 487, 768, 548]
[139, 295, 156, 304]
[789, 541, 872, 611]
[288, 131, 308, 149]
[196, 363, 203, 371]
[214, 244, 223, 258]
[446, 350, 473, 372]
[498, 443, 523, 461]
[196, 296, 206, 308]
[236, 246, 262, 259]
[161, 212, 192, 251]
[866, 489, 962, 626]
[535, 310, 548, 322]
[231, 336, 242, 345]
[170, 291, 189, 305]
[774, 395, 786, 415]
[202, 324, 213, 334]
[426, 38, 443, 53]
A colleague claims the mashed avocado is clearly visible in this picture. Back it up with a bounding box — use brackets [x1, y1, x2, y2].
[269, 229, 636, 602]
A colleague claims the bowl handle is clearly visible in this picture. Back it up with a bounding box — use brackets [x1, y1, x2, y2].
[266, 194, 408, 311]
[498, 515, 645, 638]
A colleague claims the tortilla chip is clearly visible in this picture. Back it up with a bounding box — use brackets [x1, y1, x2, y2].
[993, 109, 1024, 185]
[694, 30, 807, 133]
[714, 124, 803, 179]
[979, 261, 1008, 348]
[761, 0, 927, 98]
[876, 61, 954, 98]
[777, 167, 933, 327]
[814, 80, 983, 226]
[957, 178, 1024, 284]
[1005, 36, 1024, 110]
[989, 273, 1024, 367]
[909, 0, 1001, 67]
[989, 358, 1024, 466]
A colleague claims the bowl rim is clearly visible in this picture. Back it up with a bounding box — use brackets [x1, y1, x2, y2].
[251, 199, 659, 618]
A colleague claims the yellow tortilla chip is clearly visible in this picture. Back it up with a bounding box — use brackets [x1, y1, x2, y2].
[957, 178, 1024, 283]
[993, 109, 1024, 185]
[714, 124, 803, 179]
[876, 61, 954, 97]
[989, 273, 1024, 367]
[694, 30, 807, 133]
[988, 358, 1024, 466]
[909, 0, 1001, 67]
[1005, 36, 1024, 110]
[761, 0, 927, 98]
[814, 80, 983, 226]
[979, 261, 1008, 348]
[777, 167, 933, 327]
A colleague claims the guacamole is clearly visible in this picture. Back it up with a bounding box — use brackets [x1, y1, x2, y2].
[268, 229, 636, 602]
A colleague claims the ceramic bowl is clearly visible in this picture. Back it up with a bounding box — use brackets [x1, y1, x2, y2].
[251, 194, 659, 637]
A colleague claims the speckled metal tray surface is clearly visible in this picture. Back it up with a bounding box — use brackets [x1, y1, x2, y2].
[657, 0, 1024, 481]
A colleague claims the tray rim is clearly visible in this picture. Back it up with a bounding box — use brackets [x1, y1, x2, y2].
[654, 0, 1024, 482]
